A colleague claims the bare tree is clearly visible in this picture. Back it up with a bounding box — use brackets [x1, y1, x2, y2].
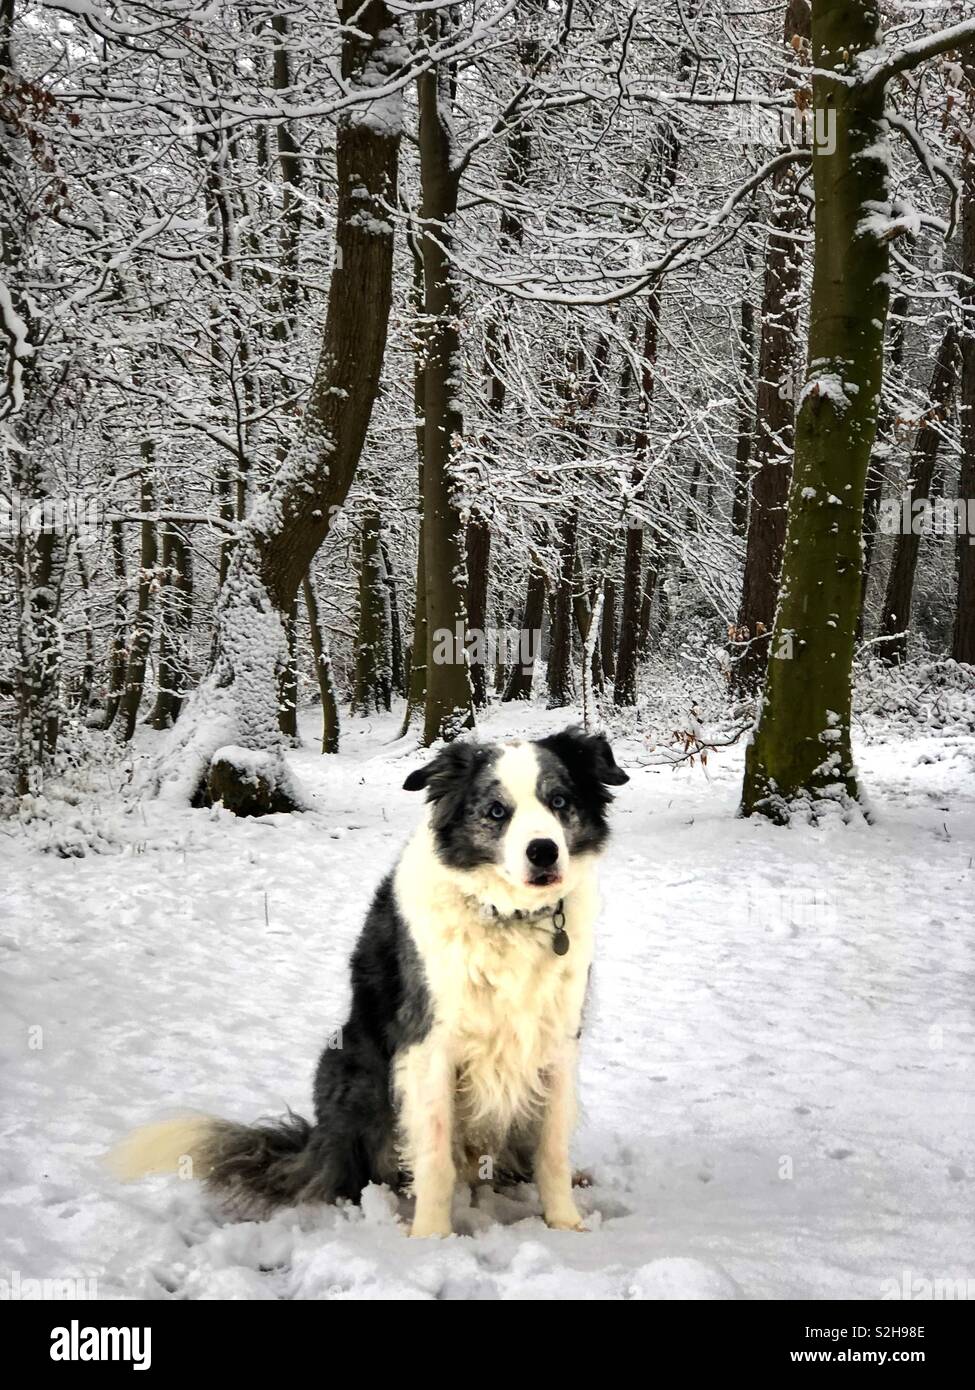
[153, 2, 405, 811]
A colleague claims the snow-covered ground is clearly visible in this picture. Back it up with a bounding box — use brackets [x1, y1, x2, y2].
[1, 700, 973, 1300]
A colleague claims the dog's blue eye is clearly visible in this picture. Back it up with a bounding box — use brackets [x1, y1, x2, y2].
[551, 793, 568, 811]
[487, 801, 508, 820]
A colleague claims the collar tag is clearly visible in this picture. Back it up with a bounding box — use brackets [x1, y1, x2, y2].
[551, 900, 569, 956]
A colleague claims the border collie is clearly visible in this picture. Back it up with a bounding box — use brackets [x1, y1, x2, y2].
[110, 727, 628, 1237]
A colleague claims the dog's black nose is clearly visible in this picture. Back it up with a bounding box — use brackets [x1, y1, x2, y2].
[526, 838, 559, 868]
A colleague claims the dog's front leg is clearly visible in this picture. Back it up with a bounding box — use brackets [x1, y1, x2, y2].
[536, 1042, 584, 1231]
[398, 1037, 456, 1238]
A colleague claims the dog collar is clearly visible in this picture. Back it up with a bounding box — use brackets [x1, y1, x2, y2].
[475, 897, 569, 955]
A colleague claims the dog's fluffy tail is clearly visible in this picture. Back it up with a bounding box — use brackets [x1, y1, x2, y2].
[105, 1111, 318, 1215]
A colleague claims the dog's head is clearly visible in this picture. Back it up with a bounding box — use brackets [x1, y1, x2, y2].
[403, 727, 628, 910]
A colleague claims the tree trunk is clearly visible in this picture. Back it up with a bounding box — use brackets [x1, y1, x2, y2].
[546, 332, 611, 707]
[614, 524, 645, 706]
[353, 504, 392, 713]
[115, 465, 157, 743]
[616, 291, 663, 705]
[304, 573, 340, 754]
[271, 11, 303, 342]
[201, 116, 251, 586]
[572, 546, 593, 650]
[3, 0, 65, 795]
[466, 514, 491, 708]
[731, 0, 810, 696]
[400, 251, 428, 734]
[732, 290, 756, 537]
[102, 518, 129, 729]
[12, 517, 64, 796]
[876, 326, 958, 664]
[418, 8, 473, 744]
[859, 292, 908, 632]
[149, 521, 193, 729]
[546, 510, 578, 707]
[380, 538, 405, 697]
[151, 1, 403, 811]
[502, 557, 546, 701]
[637, 552, 661, 659]
[600, 574, 617, 680]
[75, 546, 95, 715]
[402, 499, 428, 734]
[954, 73, 975, 665]
[279, 595, 299, 742]
[742, 0, 896, 819]
[463, 7, 541, 711]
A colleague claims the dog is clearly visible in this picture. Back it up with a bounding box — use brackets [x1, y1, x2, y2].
[109, 727, 628, 1237]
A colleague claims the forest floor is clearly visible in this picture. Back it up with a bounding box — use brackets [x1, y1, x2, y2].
[1, 692, 973, 1300]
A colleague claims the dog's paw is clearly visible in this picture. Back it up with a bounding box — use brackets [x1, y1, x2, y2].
[544, 1209, 587, 1232]
[409, 1221, 453, 1239]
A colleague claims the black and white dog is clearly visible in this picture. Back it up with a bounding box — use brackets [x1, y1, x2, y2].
[111, 727, 628, 1237]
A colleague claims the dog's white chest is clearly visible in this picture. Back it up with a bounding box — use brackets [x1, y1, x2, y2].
[448, 918, 579, 1129]
[393, 821, 597, 1139]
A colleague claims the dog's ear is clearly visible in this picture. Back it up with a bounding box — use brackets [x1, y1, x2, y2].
[403, 762, 435, 792]
[537, 727, 629, 793]
[403, 742, 486, 797]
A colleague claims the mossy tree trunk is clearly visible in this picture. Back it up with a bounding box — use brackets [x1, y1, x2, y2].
[742, 0, 893, 818]
[744, 7, 975, 819]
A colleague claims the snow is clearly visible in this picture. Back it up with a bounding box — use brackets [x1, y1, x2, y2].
[0, 275, 34, 416]
[798, 367, 860, 414]
[347, 213, 394, 236]
[857, 200, 922, 243]
[1, 701, 973, 1300]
